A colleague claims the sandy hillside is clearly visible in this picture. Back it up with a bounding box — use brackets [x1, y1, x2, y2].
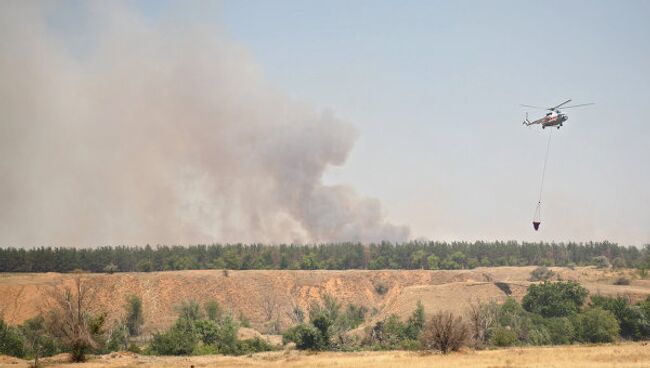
[0, 267, 647, 333]
[2, 342, 649, 368]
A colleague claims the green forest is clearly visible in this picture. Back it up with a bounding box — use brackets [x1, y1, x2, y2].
[1, 241, 648, 273]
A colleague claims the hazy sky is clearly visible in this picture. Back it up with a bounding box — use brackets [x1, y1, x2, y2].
[215, 0, 650, 246]
[2, 1, 649, 246]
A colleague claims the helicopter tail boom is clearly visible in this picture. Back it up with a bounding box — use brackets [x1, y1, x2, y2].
[523, 112, 532, 126]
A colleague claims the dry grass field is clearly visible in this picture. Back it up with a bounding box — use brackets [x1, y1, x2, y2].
[2, 343, 649, 368]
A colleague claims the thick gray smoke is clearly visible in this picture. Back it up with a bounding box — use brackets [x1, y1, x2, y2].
[0, 2, 409, 246]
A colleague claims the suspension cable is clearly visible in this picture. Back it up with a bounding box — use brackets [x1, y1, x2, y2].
[537, 129, 553, 205]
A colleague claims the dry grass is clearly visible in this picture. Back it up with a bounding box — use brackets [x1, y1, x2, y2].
[4, 343, 649, 368]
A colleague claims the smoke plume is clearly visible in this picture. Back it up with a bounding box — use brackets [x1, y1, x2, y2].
[0, 2, 409, 246]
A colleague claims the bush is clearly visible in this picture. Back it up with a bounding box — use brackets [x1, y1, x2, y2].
[374, 283, 389, 295]
[204, 300, 223, 321]
[0, 319, 25, 357]
[592, 256, 610, 269]
[576, 307, 620, 343]
[366, 315, 408, 350]
[527, 327, 551, 346]
[283, 324, 326, 350]
[419, 311, 468, 354]
[522, 281, 588, 318]
[490, 326, 517, 346]
[233, 337, 274, 355]
[498, 298, 532, 341]
[150, 319, 197, 355]
[125, 295, 144, 336]
[590, 295, 647, 340]
[405, 301, 426, 340]
[530, 266, 555, 281]
[194, 315, 238, 353]
[542, 317, 576, 345]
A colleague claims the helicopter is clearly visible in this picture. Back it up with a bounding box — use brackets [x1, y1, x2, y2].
[522, 99, 593, 129]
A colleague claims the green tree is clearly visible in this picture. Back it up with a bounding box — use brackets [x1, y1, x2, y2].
[20, 315, 57, 366]
[576, 307, 620, 343]
[592, 256, 610, 269]
[124, 295, 144, 336]
[204, 300, 223, 322]
[522, 281, 588, 318]
[283, 324, 325, 350]
[490, 326, 517, 346]
[0, 318, 25, 358]
[542, 317, 576, 345]
[405, 301, 426, 339]
[590, 295, 647, 340]
[427, 255, 439, 270]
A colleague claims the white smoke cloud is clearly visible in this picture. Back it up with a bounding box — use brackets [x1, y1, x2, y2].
[0, 2, 409, 246]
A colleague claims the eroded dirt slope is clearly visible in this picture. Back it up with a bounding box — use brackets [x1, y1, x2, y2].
[0, 267, 646, 333]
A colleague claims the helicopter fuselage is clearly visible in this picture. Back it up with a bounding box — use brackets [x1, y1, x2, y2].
[525, 110, 568, 129]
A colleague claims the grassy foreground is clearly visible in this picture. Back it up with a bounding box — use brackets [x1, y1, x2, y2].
[5, 342, 649, 368]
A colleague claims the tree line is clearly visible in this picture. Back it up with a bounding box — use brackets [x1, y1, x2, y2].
[1, 241, 649, 273]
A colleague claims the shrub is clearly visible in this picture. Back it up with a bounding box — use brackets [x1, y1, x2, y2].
[283, 324, 326, 350]
[576, 307, 620, 343]
[0, 319, 25, 357]
[106, 322, 129, 352]
[419, 311, 468, 354]
[591, 295, 647, 340]
[150, 319, 197, 355]
[527, 327, 551, 345]
[490, 326, 517, 346]
[125, 295, 144, 336]
[405, 301, 426, 340]
[233, 337, 274, 355]
[592, 256, 610, 269]
[338, 304, 368, 331]
[374, 283, 389, 295]
[498, 298, 532, 341]
[367, 314, 408, 350]
[522, 281, 588, 318]
[204, 300, 221, 321]
[542, 317, 576, 345]
[530, 266, 555, 281]
[567, 262, 577, 270]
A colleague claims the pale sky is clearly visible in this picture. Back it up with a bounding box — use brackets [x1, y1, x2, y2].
[2, 1, 649, 247]
[215, 0, 650, 245]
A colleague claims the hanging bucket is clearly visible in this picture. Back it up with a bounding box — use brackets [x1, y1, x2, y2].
[532, 202, 542, 231]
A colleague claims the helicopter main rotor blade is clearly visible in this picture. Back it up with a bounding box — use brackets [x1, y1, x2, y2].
[560, 103, 595, 109]
[520, 104, 547, 110]
[551, 99, 572, 110]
